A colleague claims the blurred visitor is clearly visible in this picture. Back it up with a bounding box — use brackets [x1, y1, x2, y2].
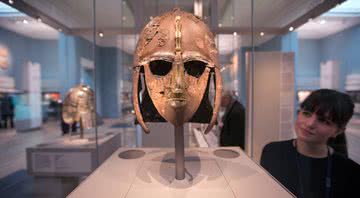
[0, 94, 14, 129]
[219, 90, 246, 149]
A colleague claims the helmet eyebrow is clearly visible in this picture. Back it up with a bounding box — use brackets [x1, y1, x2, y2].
[138, 53, 175, 65]
[182, 52, 213, 67]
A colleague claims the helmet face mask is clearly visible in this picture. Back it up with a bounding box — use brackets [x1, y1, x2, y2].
[143, 58, 211, 127]
[133, 9, 222, 133]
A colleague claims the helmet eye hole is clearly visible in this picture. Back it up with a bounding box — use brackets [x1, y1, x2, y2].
[149, 60, 172, 76]
[184, 60, 206, 78]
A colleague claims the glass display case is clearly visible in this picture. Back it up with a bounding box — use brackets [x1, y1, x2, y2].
[0, 0, 359, 197]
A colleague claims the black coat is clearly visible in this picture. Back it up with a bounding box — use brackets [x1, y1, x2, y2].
[0, 96, 14, 116]
[261, 139, 360, 198]
[220, 100, 245, 148]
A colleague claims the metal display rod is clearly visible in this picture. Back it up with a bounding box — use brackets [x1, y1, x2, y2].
[174, 125, 185, 180]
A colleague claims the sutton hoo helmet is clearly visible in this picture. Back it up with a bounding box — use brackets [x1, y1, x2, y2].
[133, 9, 222, 133]
[62, 84, 96, 129]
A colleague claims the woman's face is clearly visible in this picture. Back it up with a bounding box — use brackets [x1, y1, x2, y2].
[295, 110, 341, 144]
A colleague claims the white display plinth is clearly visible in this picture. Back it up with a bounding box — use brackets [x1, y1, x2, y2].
[26, 132, 121, 198]
[27, 132, 121, 176]
[68, 147, 293, 198]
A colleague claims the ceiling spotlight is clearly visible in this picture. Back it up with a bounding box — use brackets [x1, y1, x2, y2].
[233, 32, 237, 36]
[8, 0, 14, 4]
[122, 16, 126, 21]
[98, 32, 104, 37]
[260, 32, 265, 36]
[218, 23, 222, 27]
[22, 19, 29, 24]
[289, 26, 294, 31]
[319, 19, 326, 25]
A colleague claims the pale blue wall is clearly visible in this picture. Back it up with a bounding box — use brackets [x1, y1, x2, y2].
[298, 24, 360, 91]
[58, 33, 94, 96]
[58, 34, 78, 96]
[281, 32, 299, 53]
[298, 39, 321, 90]
[29, 39, 59, 91]
[319, 24, 360, 91]
[0, 28, 132, 118]
[320, 24, 360, 74]
[0, 27, 59, 91]
[0, 28, 59, 124]
[0, 28, 26, 78]
[97, 47, 119, 118]
[96, 46, 133, 118]
[58, 34, 123, 118]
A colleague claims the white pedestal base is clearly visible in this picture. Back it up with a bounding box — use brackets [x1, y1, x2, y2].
[26, 132, 121, 197]
[27, 132, 120, 176]
[68, 147, 293, 198]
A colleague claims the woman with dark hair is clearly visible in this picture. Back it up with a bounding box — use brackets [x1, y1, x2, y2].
[260, 89, 360, 198]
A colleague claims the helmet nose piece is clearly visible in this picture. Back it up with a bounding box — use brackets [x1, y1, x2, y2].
[171, 70, 186, 99]
[174, 70, 185, 90]
[171, 52, 187, 92]
[172, 88, 184, 97]
[168, 58, 187, 109]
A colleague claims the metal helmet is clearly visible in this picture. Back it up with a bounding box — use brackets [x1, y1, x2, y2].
[62, 84, 96, 129]
[133, 8, 222, 133]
